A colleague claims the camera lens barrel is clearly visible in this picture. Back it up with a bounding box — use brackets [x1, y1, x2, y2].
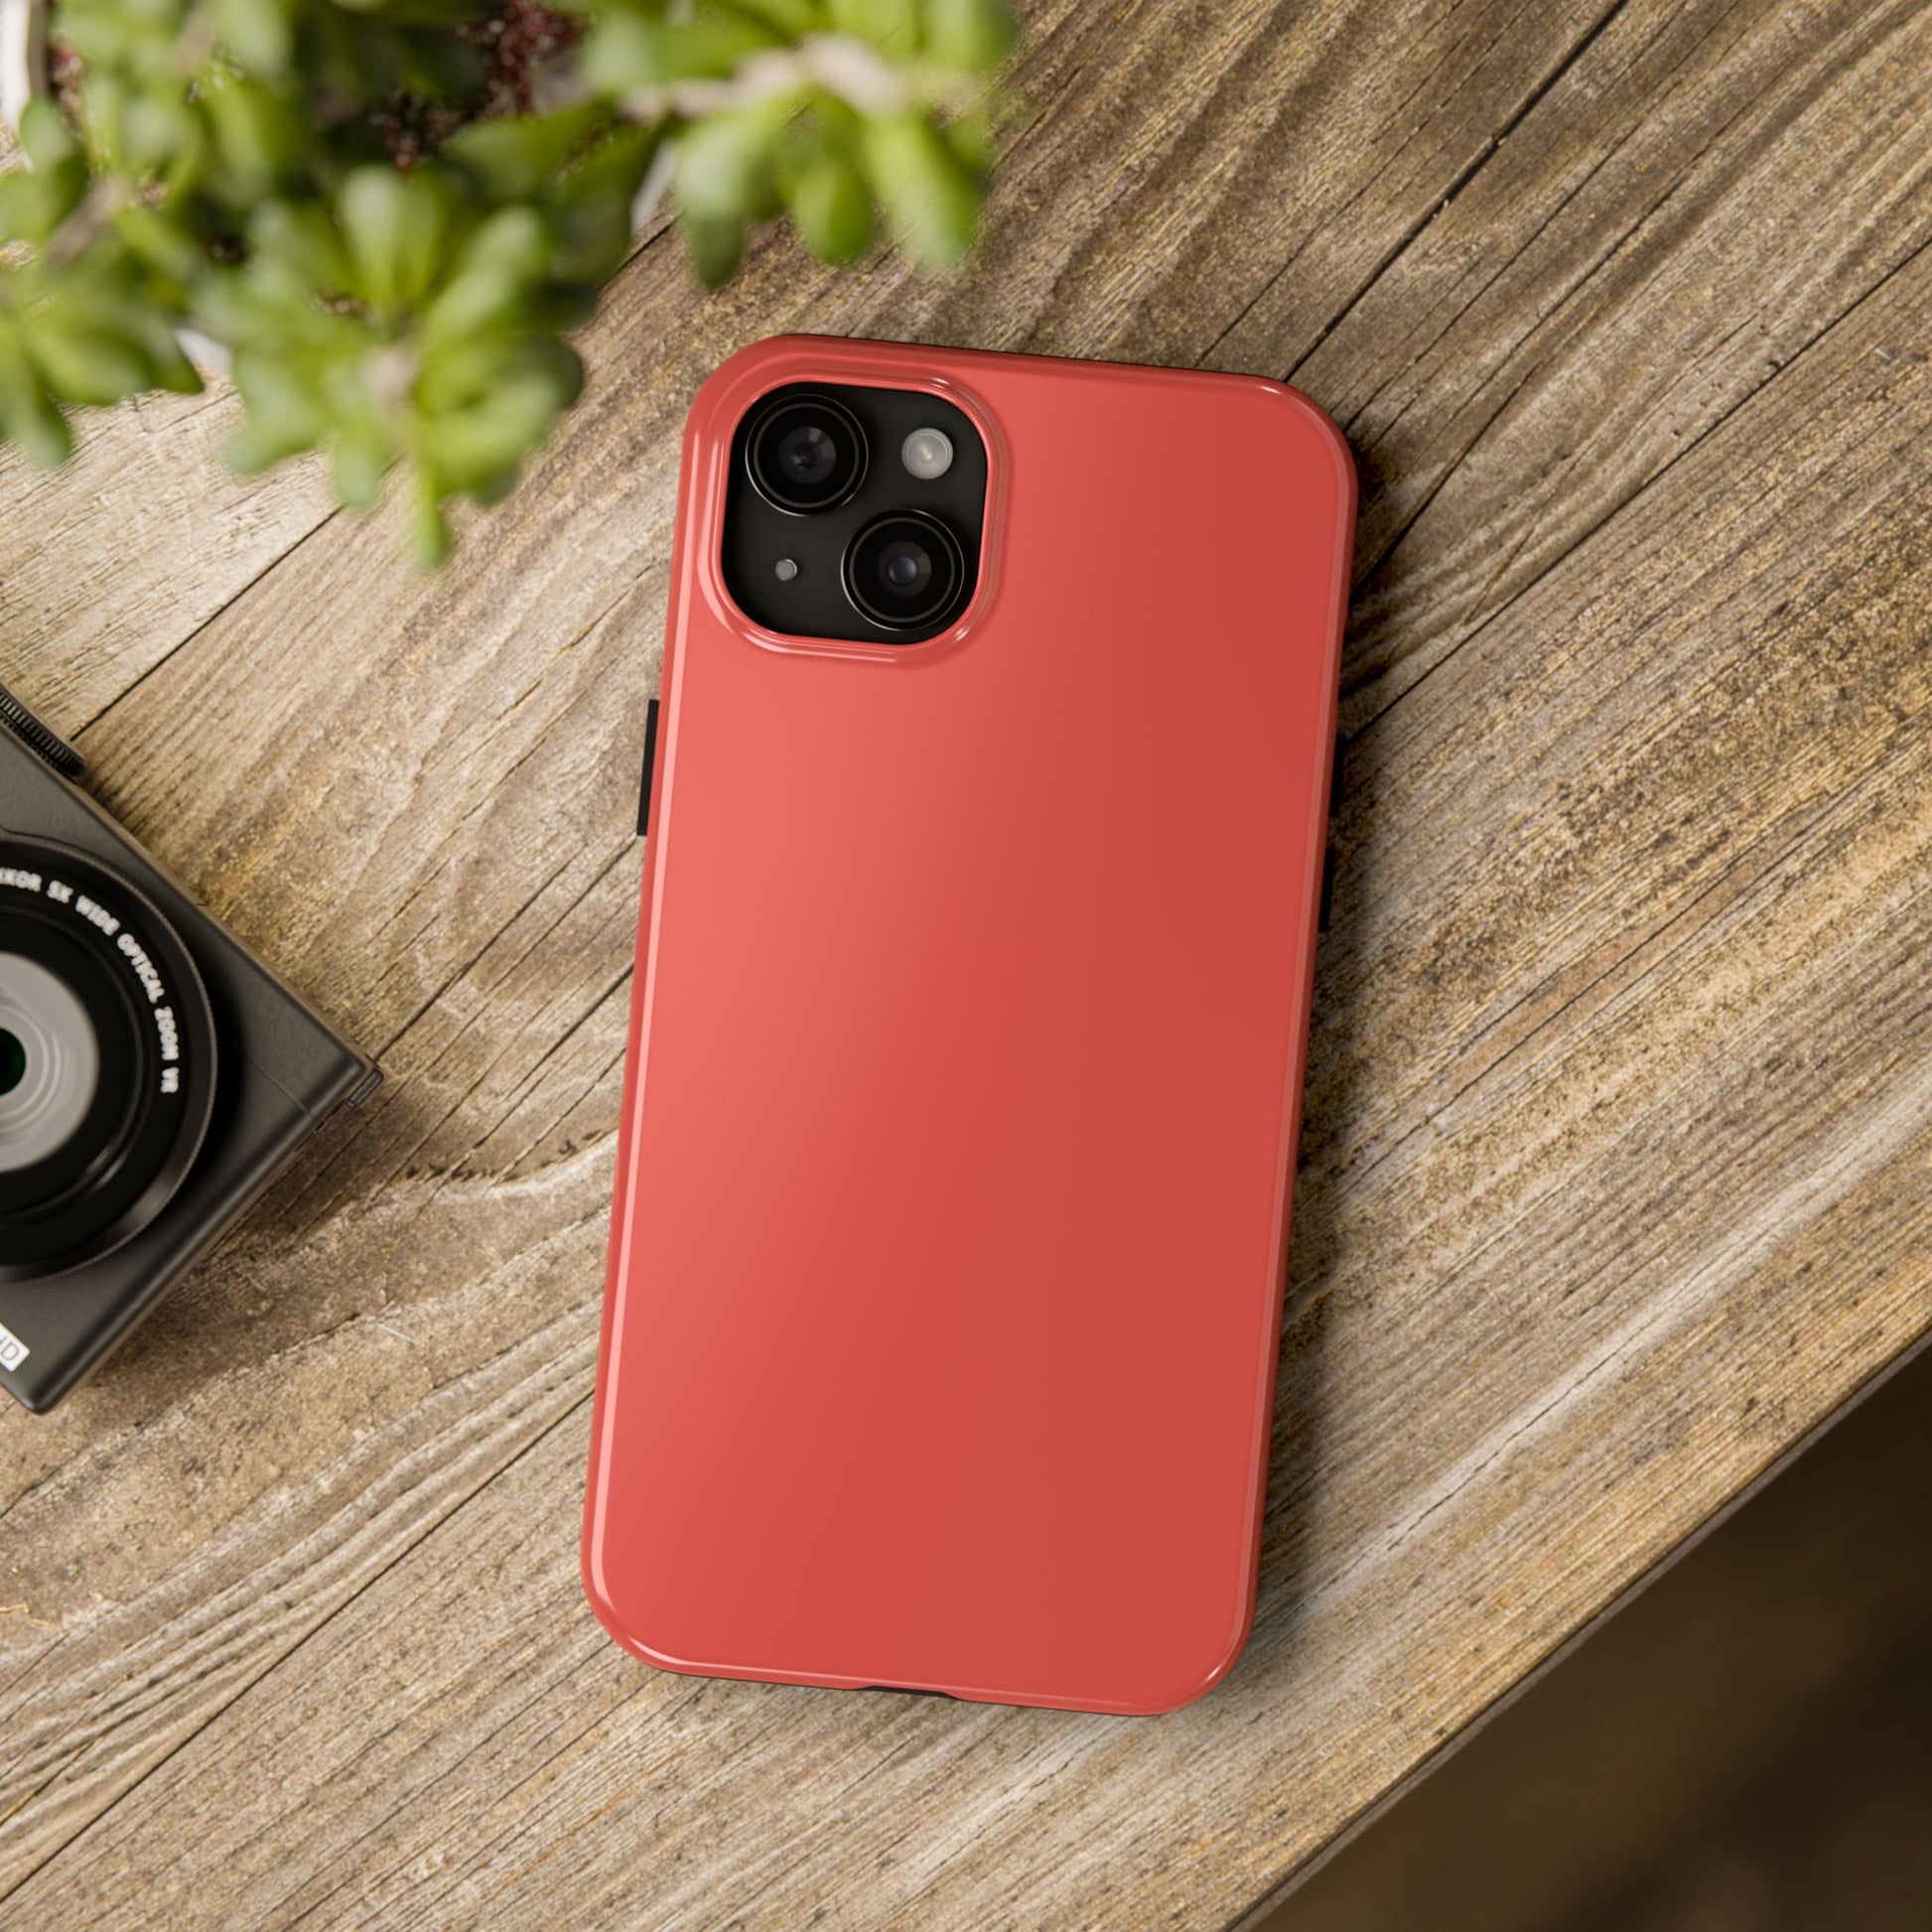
[748, 394, 869, 513]
[843, 510, 969, 630]
[0, 837, 217, 1282]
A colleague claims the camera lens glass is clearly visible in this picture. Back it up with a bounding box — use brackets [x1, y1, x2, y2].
[0, 955, 100, 1173]
[0, 837, 216, 1282]
[843, 511, 968, 631]
[748, 395, 868, 512]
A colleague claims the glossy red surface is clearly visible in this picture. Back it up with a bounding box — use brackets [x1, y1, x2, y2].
[584, 337, 1356, 1714]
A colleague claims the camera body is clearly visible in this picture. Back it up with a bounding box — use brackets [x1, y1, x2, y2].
[0, 686, 376, 1412]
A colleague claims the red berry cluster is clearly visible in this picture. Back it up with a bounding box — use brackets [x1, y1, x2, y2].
[459, 0, 586, 118]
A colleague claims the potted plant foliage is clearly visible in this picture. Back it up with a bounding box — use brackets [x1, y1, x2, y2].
[0, 0, 1015, 559]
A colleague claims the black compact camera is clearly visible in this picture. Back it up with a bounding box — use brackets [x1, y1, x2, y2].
[0, 681, 377, 1412]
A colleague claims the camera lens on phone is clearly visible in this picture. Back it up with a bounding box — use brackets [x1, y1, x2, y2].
[843, 511, 968, 631]
[748, 394, 868, 512]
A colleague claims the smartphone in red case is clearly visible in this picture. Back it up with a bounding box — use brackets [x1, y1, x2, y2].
[584, 335, 1354, 1714]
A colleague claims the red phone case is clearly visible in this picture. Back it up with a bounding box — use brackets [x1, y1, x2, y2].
[584, 336, 1355, 1714]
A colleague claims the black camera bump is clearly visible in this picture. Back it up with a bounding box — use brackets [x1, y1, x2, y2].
[722, 381, 988, 646]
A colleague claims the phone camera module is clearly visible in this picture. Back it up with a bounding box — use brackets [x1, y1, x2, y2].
[723, 381, 986, 646]
[748, 394, 868, 512]
[844, 511, 967, 631]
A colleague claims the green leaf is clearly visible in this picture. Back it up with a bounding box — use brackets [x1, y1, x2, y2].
[828, 0, 919, 53]
[422, 207, 554, 345]
[546, 122, 660, 282]
[423, 365, 574, 484]
[205, 78, 302, 194]
[248, 201, 355, 294]
[457, 203, 553, 282]
[0, 325, 73, 467]
[22, 323, 152, 408]
[338, 167, 457, 317]
[528, 283, 600, 332]
[130, 311, 204, 395]
[578, 11, 660, 94]
[4, 387, 73, 466]
[332, 421, 391, 506]
[676, 105, 786, 221]
[412, 334, 514, 411]
[921, 0, 1016, 71]
[682, 208, 745, 286]
[391, 27, 489, 102]
[332, 0, 485, 23]
[582, 12, 772, 91]
[0, 163, 86, 244]
[860, 112, 980, 269]
[720, 0, 818, 37]
[941, 100, 995, 175]
[788, 150, 873, 263]
[407, 475, 452, 569]
[228, 349, 329, 455]
[112, 206, 206, 282]
[447, 107, 607, 200]
[223, 411, 313, 472]
[121, 91, 202, 181]
[210, 0, 295, 74]
[17, 98, 79, 171]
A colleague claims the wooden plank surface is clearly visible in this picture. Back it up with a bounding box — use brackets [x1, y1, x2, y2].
[3, 1, 1930, 1925]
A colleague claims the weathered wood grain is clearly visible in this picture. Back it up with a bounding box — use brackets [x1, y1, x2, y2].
[0, 385, 337, 733]
[2, 1, 1930, 1926]
[1289, 0, 1932, 730]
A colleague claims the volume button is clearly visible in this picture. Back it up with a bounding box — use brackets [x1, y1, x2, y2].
[636, 699, 661, 838]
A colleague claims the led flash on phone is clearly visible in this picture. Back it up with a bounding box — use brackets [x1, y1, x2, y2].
[901, 429, 954, 481]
